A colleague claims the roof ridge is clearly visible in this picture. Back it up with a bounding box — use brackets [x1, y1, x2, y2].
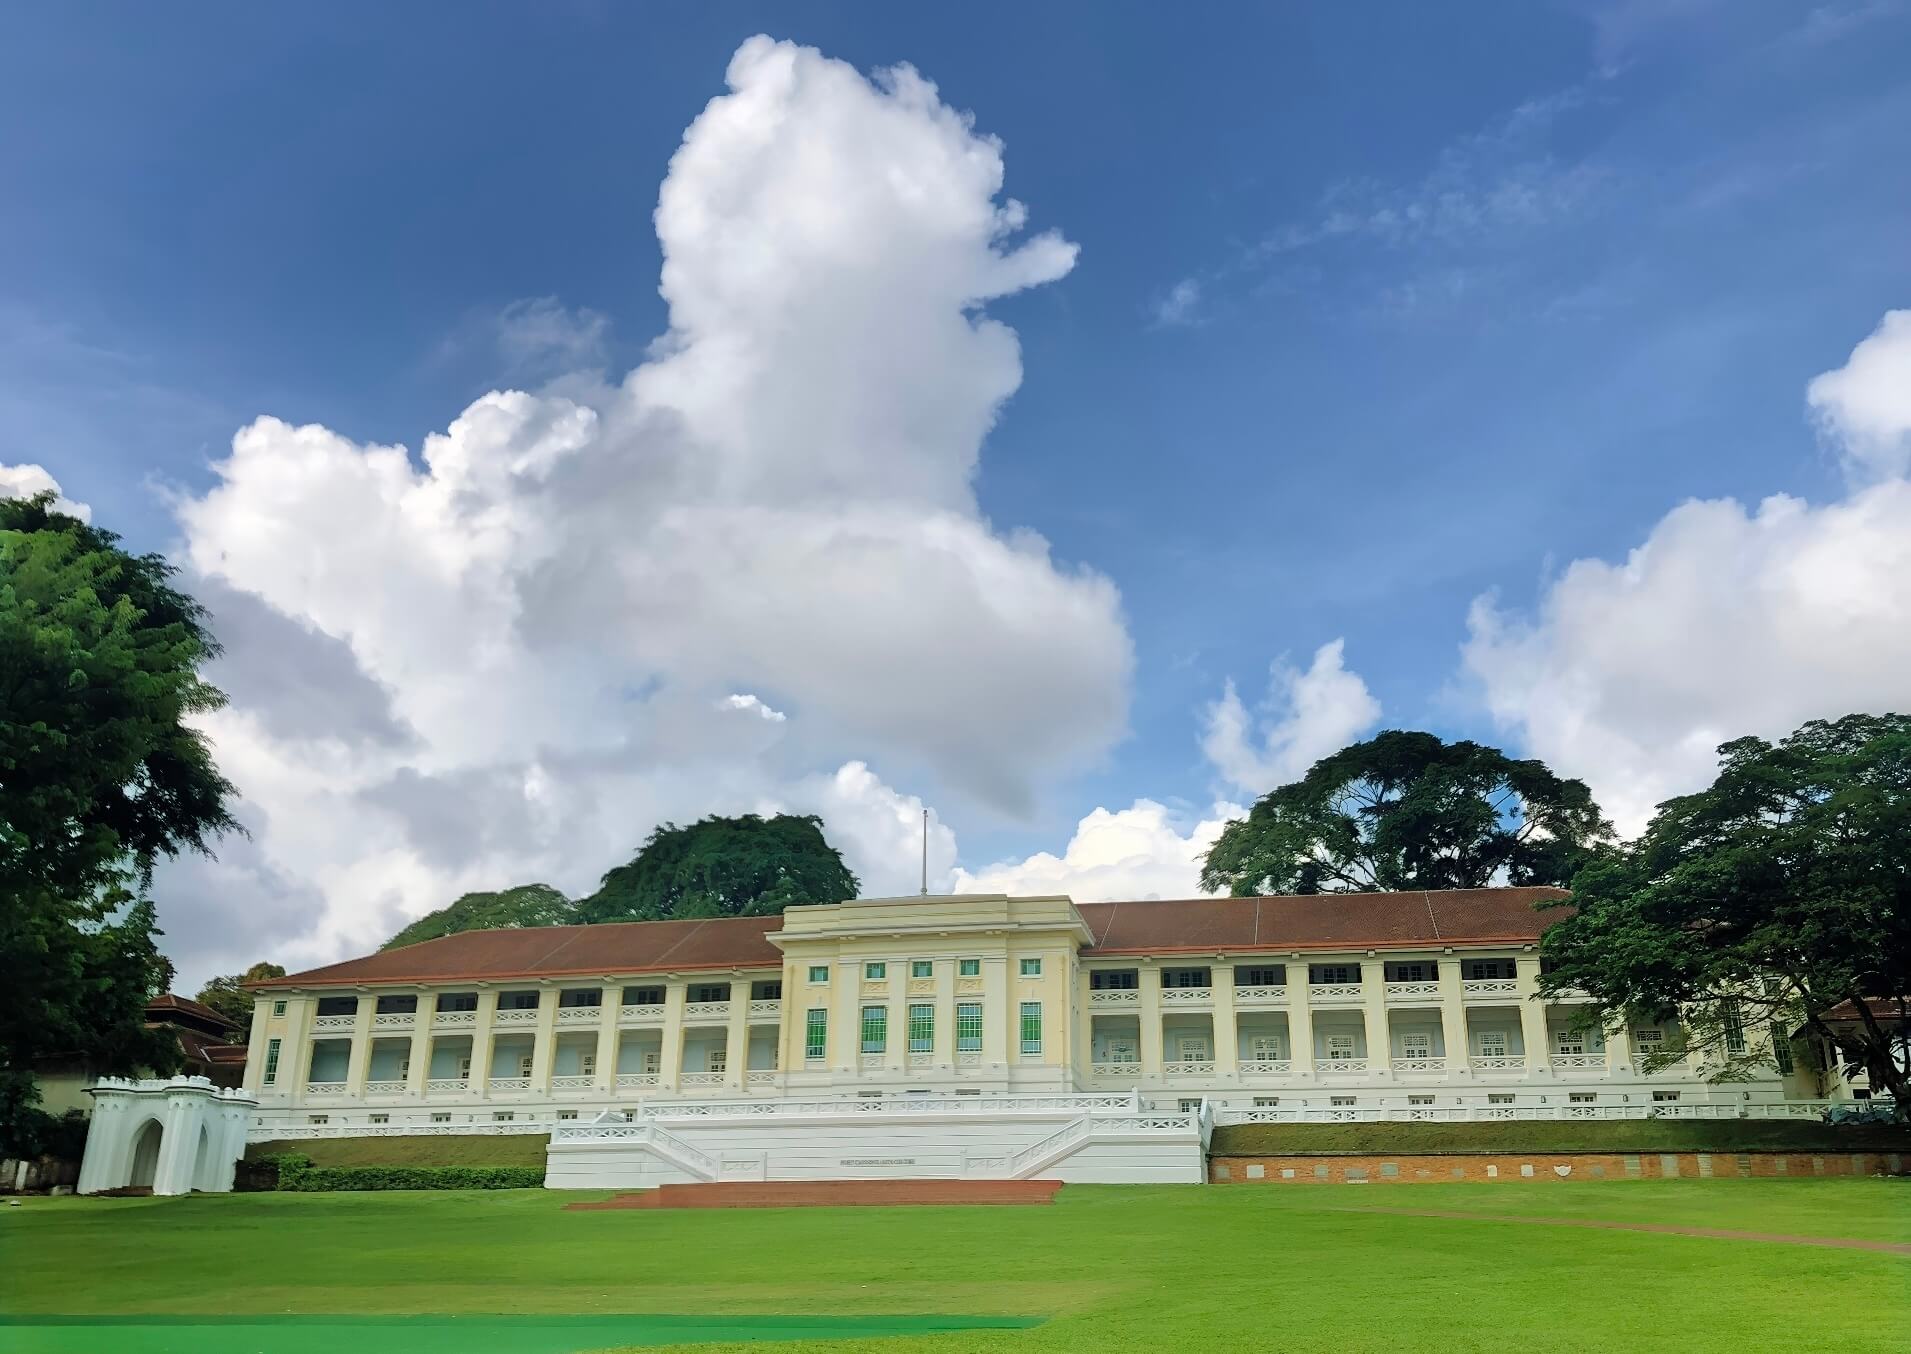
[649, 918, 707, 968]
[1424, 891, 1441, 940]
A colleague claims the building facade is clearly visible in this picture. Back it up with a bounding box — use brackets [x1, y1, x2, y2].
[241, 887, 1837, 1138]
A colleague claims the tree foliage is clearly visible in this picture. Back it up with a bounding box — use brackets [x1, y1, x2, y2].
[578, 813, 859, 923]
[381, 884, 574, 950]
[1540, 714, 1911, 1119]
[0, 493, 236, 1152]
[194, 961, 287, 1038]
[1199, 730, 1612, 896]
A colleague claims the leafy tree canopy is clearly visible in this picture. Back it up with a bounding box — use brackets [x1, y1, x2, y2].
[1200, 729, 1612, 896]
[1, 493, 236, 1152]
[1540, 714, 1910, 1118]
[194, 961, 287, 1037]
[381, 884, 574, 950]
[578, 813, 859, 923]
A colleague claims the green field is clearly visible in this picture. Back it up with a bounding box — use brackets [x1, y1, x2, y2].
[5, 1181, 1906, 1353]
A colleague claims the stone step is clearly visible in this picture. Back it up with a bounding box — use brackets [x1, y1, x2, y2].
[566, 1178, 1063, 1209]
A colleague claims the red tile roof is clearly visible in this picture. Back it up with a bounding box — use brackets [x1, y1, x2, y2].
[1077, 887, 1570, 955]
[146, 993, 237, 1031]
[256, 888, 1568, 990]
[253, 915, 787, 989]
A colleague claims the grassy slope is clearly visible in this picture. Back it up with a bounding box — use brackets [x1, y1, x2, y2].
[1211, 1119, 1911, 1156]
[244, 1134, 550, 1168]
[5, 1181, 1906, 1354]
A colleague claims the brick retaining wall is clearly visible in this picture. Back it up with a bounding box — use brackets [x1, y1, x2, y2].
[1209, 1151, 1908, 1183]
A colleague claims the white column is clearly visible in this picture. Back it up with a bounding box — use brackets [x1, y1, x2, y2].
[981, 956, 1010, 1070]
[1139, 961, 1164, 1080]
[886, 963, 908, 1076]
[241, 998, 272, 1093]
[1438, 960, 1470, 1082]
[343, 997, 373, 1097]
[1606, 1020, 1635, 1077]
[725, 985, 749, 1091]
[469, 990, 496, 1097]
[1212, 971, 1239, 1087]
[594, 999, 620, 1093]
[1360, 960, 1389, 1080]
[1071, 962, 1092, 1087]
[1516, 956, 1551, 1079]
[528, 989, 559, 1092]
[405, 1014, 430, 1100]
[1287, 971, 1315, 1083]
[657, 982, 686, 1093]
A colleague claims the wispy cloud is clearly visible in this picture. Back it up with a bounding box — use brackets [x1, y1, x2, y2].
[1152, 278, 1202, 327]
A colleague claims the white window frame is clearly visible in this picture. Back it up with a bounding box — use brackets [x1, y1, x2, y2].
[807, 965, 829, 984]
[1476, 1031, 1509, 1059]
[579, 1053, 596, 1078]
[864, 962, 886, 981]
[1401, 1032, 1433, 1059]
[1325, 1034, 1358, 1062]
[911, 960, 934, 979]
[1174, 1034, 1211, 1063]
[958, 958, 980, 977]
[1248, 1034, 1285, 1061]
[1020, 957, 1042, 977]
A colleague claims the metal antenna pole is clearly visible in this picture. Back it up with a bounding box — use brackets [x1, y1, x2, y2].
[921, 808, 929, 895]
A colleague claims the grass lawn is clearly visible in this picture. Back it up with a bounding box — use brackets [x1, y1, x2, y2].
[5, 1180, 1907, 1352]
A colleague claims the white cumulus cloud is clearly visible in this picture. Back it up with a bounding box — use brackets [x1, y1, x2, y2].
[1807, 307, 1911, 483]
[951, 799, 1242, 901]
[150, 36, 1130, 984]
[0, 462, 92, 521]
[1200, 639, 1383, 796]
[1466, 309, 1911, 835]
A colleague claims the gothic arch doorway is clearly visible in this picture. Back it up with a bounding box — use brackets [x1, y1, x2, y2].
[128, 1118, 164, 1188]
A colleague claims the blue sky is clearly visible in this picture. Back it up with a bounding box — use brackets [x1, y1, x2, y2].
[5, 3, 1909, 982]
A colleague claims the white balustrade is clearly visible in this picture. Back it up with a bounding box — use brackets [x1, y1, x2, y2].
[1164, 1060, 1215, 1077]
[1307, 984, 1362, 1004]
[859, 1054, 885, 1071]
[371, 1012, 415, 1029]
[1470, 1055, 1526, 1072]
[304, 1081, 346, 1095]
[619, 1004, 665, 1024]
[680, 1072, 727, 1087]
[363, 1079, 406, 1094]
[555, 1007, 601, 1026]
[955, 1051, 982, 1068]
[1550, 1053, 1607, 1071]
[615, 1073, 660, 1090]
[1159, 987, 1213, 1007]
[488, 1076, 532, 1091]
[1391, 1057, 1447, 1074]
[493, 1009, 538, 1026]
[1463, 979, 1519, 999]
[311, 1015, 356, 1030]
[1213, 1099, 1872, 1126]
[1088, 989, 1139, 1007]
[1090, 1061, 1140, 1077]
[426, 1077, 467, 1093]
[1319, 1058, 1370, 1074]
[747, 1000, 782, 1019]
[908, 1052, 933, 1068]
[746, 1070, 778, 1086]
[549, 1074, 595, 1090]
[1232, 986, 1287, 1007]
[683, 1002, 730, 1021]
[1385, 982, 1441, 1003]
[433, 1010, 475, 1027]
[1238, 1059, 1292, 1076]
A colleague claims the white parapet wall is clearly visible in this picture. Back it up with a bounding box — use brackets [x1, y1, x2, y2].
[77, 1077, 258, 1196]
[544, 1093, 1207, 1188]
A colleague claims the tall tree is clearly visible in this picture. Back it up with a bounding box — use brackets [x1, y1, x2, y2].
[1540, 715, 1910, 1118]
[1, 492, 237, 1152]
[578, 813, 859, 923]
[1199, 730, 1612, 896]
[194, 961, 287, 1038]
[381, 884, 574, 950]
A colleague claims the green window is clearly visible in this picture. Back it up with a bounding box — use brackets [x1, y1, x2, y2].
[956, 1002, 982, 1053]
[864, 962, 886, 980]
[959, 958, 980, 977]
[1019, 1001, 1042, 1055]
[908, 1003, 934, 1053]
[1771, 1034, 1794, 1075]
[1019, 958, 1042, 977]
[860, 1005, 887, 1054]
[271, 1000, 286, 1017]
[804, 1009, 828, 1061]
[911, 960, 933, 978]
[807, 965, 829, 983]
[263, 1038, 282, 1085]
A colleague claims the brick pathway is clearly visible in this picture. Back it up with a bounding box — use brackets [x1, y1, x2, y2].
[1341, 1205, 1911, 1255]
[566, 1178, 1064, 1210]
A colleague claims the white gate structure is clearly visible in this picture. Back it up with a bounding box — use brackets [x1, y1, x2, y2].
[76, 1077, 257, 1196]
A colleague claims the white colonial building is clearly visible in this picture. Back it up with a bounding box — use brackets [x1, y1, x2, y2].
[213, 888, 1850, 1187]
